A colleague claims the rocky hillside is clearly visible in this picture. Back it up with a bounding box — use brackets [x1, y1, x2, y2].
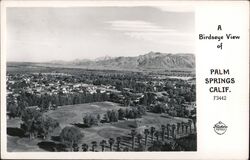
[50, 52, 195, 71]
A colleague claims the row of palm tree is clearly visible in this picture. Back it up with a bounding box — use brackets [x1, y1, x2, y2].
[130, 122, 194, 150]
[72, 121, 195, 152]
[74, 137, 121, 152]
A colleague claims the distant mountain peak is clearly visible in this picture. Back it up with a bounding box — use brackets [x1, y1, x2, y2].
[48, 52, 195, 71]
[95, 55, 114, 61]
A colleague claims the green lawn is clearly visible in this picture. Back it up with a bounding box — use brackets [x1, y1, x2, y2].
[44, 101, 124, 128]
[7, 101, 195, 152]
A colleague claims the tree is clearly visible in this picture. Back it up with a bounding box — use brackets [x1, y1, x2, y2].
[41, 116, 60, 139]
[118, 108, 125, 120]
[152, 103, 166, 113]
[21, 108, 42, 139]
[73, 143, 79, 152]
[190, 115, 196, 132]
[154, 131, 160, 141]
[177, 123, 181, 134]
[60, 126, 84, 151]
[125, 108, 130, 120]
[166, 124, 171, 138]
[185, 123, 188, 134]
[111, 110, 118, 122]
[181, 122, 185, 133]
[104, 110, 119, 123]
[100, 140, 107, 152]
[150, 127, 155, 142]
[136, 133, 143, 146]
[161, 125, 166, 141]
[188, 120, 192, 133]
[91, 141, 97, 152]
[106, 110, 112, 122]
[171, 124, 176, 139]
[83, 114, 98, 127]
[128, 110, 135, 119]
[143, 93, 148, 106]
[147, 92, 156, 106]
[7, 103, 19, 119]
[108, 138, 115, 151]
[116, 137, 121, 151]
[144, 129, 149, 149]
[130, 129, 137, 150]
[103, 113, 110, 123]
[82, 143, 88, 152]
[137, 105, 146, 115]
[17, 100, 29, 116]
[97, 114, 101, 123]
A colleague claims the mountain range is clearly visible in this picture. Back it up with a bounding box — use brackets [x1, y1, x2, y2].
[49, 52, 195, 71]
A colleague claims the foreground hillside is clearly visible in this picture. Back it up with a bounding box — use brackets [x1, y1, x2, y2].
[8, 102, 195, 152]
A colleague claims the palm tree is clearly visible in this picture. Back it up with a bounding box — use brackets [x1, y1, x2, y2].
[144, 129, 149, 149]
[177, 122, 181, 134]
[136, 133, 143, 145]
[154, 131, 160, 141]
[82, 143, 88, 152]
[190, 116, 196, 132]
[116, 137, 121, 151]
[171, 124, 176, 139]
[100, 140, 107, 152]
[150, 126, 155, 142]
[91, 141, 97, 152]
[188, 120, 192, 133]
[130, 129, 137, 150]
[161, 125, 166, 141]
[185, 123, 188, 134]
[181, 122, 185, 133]
[166, 124, 171, 138]
[108, 138, 115, 151]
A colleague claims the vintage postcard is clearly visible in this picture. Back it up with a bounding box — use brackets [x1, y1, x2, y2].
[1, 0, 249, 159]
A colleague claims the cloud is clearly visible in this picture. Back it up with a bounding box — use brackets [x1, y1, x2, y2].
[106, 20, 194, 46]
[125, 32, 194, 46]
[106, 20, 175, 32]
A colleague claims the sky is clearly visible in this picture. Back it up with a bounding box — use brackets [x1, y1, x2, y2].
[7, 7, 194, 62]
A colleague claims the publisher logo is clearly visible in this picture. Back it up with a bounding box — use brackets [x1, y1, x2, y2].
[213, 121, 227, 135]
